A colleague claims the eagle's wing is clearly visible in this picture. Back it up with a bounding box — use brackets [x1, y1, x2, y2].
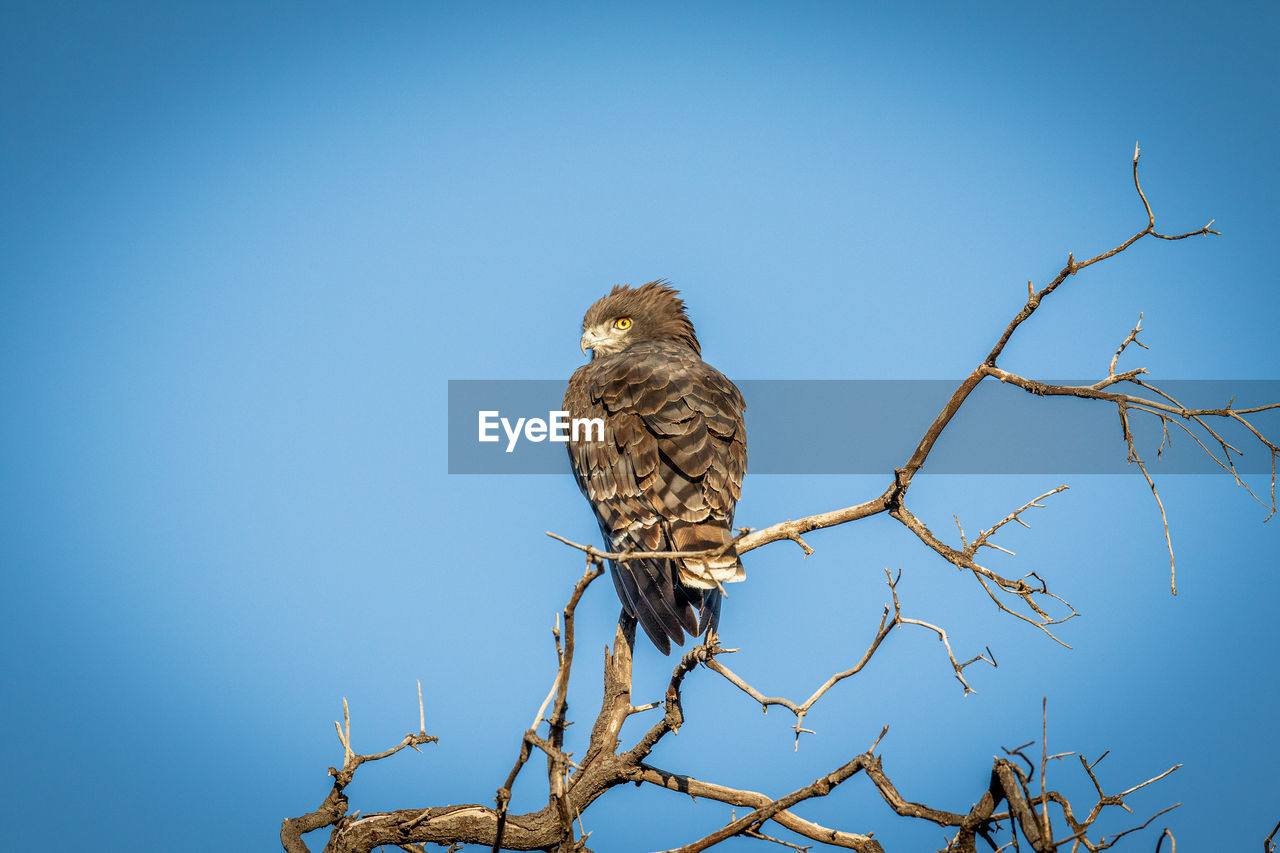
[564, 341, 746, 654]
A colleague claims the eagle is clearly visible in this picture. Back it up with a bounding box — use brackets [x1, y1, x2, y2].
[563, 281, 747, 654]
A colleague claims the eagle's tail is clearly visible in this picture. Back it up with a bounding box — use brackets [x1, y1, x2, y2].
[614, 579, 735, 657]
[608, 520, 741, 655]
[694, 586, 722, 638]
[609, 558, 690, 656]
[609, 558, 729, 656]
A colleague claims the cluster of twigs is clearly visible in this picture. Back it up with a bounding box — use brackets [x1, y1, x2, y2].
[283, 150, 1278, 852]
[280, 690, 437, 853]
[277, 570, 1199, 853]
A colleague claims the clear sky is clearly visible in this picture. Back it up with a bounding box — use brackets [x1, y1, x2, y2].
[2, 2, 1276, 850]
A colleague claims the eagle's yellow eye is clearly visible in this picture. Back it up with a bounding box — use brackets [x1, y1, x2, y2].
[614, 317, 632, 331]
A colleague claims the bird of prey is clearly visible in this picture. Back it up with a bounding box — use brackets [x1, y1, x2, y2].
[563, 281, 747, 654]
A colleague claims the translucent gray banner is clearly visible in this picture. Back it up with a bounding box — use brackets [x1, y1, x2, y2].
[446, 379, 1279, 475]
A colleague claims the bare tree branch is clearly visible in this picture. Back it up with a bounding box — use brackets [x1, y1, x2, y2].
[651, 755, 875, 853]
[634, 764, 881, 852]
[285, 151, 1269, 853]
[493, 561, 604, 852]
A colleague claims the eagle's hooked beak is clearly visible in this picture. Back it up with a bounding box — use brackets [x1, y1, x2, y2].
[580, 328, 607, 356]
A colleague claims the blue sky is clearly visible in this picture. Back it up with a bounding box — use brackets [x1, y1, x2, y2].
[2, 2, 1276, 850]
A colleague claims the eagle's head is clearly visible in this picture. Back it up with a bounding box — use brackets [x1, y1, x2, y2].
[579, 280, 701, 358]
